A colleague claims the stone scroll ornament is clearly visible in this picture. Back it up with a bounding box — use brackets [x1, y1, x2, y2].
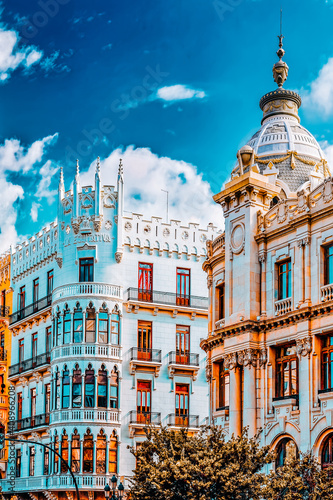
[296, 337, 312, 357]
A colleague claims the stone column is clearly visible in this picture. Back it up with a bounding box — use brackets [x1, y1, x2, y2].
[304, 237, 311, 305]
[296, 337, 312, 452]
[225, 353, 241, 436]
[259, 254, 267, 317]
[238, 349, 257, 437]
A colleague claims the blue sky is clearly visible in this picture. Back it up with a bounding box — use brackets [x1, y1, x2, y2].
[0, 0, 333, 250]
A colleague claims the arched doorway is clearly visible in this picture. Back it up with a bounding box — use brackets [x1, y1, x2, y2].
[275, 437, 298, 468]
[321, 433, 333, 469]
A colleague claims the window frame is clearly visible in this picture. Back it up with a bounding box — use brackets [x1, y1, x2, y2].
[217, 361, 230, 410]
[324, 244, 333, 286]
[176, 268, 191, 306]
[277, 259, 292, 301]
[275, 344, 299, 400]
[79, 258, 94, 282]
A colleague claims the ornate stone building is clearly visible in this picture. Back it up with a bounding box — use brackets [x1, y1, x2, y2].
[1, 160, 216, 498]
[0, 253, 12, 480]
[201, 39, 333, 468]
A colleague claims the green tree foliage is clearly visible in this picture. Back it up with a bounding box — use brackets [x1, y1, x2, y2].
[263, 452, 333, 500]
[129, 425, 272, 500]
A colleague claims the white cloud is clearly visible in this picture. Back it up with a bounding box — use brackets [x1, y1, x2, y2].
[80, 146, 222, 229]
[0, 134, 59, 252]
[302, 58, 333, 118]
[35, 159, 59, 201]
[157, 85, 206, 102]
[0, 27, 43, 81]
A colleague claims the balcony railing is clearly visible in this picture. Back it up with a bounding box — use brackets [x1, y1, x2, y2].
[0, 305, 9, 317]
[51, 409, 120, 424]
[0, 347, 6, 361]
[53, 283, 122, 302]
[10, 413, 49, 432]
[275, 297, 292, 316]
[130, 347, 162, 363]
[168, 351, 199, 366]
[125, 288, 208, 309]
[129, 411, 161, 425]
[52, 344, 120, 361]
[9, 351, 50, 377]
[321, 283, 333, 302]
[9, 294, 52, 325]
[167, 413, 200, 428]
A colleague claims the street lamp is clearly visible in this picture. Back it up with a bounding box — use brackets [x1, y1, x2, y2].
[105, 476, 124, 500]
[104, 484, 111, 499]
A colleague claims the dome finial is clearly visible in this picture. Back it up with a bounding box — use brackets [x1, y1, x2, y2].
[272, 10, 289, 88]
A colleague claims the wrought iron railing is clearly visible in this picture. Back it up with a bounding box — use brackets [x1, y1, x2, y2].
[10, 413, 50, 432]
[0, 347, 6, 361]
[9, 352, 50, 377]
[168, 351, 199, 366]
[167, 413, 200, 428]
[0, 305, 9, 317]
[130, 347, 162, 363]
[9, 294, 52, 325]
[129, 411, 161, 425]
[125, 288, 208, 309]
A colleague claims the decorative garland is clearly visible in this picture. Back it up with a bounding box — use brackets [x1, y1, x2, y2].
[254, 151, 330, 176]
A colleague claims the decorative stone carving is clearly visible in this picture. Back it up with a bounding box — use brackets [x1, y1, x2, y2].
[92, 216, 103, 232]
[296, 337, 312, 357]
[105, 220, 112, 230]
[277, 200, 287, 223]
[55, 254, 63, 268]
[207, 275, 213, 289]
[258, 348, 268, 367]
[237, 349, 258, 368]
[124, 222, 132, 231]
[71, 218, 81, 235]
[323, 177, 333, 203]
[223, 353, 237, 371]
[115, 252, 123, 264]
[205, 362, 212, 382]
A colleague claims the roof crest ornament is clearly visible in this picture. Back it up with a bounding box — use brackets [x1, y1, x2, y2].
[96, 156, 101, 173]
[118, 158, 123, 176]
[273, 9, 289, 88]
[76, 159, 79, 176]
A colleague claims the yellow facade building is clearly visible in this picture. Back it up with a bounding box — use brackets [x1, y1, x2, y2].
[0, 253, 12, 479]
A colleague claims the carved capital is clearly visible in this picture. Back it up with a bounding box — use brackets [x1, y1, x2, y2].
[258, 348, 268, 367]
[258, 253, 266, 263]
[237, 348, 258, 368]
[223, 352, 237, 371]
[296, 337, 312, 357]
[207, 275, 213, 289]
[115, 252, 123, 264]
[205, 362, 212, 382]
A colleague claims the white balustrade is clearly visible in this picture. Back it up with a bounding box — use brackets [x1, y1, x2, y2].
[275, 297, 292, 316]
[52, 282, 122, 302]
[1, 476, 48, 491]
[321, 283, 333, 302]
[50, 408, 120, 424]
[48, 474, 108, 488]
[51, 344, 120, 361]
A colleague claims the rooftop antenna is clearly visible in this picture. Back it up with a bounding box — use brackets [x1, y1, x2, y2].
[161, 189, 169, 223]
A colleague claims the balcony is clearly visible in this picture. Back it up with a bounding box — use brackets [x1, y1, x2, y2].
[0, 347, 6, 362]
[129, 347, 162, 376]
[125, 288, 208, 318]
[275, 297, 292, 316]
[168, 351, 200, 380]
[0, 305, 9, 318]
[167, 413, 200, 429]
[129, 411, 161, 437]
[9, 351, 50, 378]
[9, 294, 51, 326]
[321, 283, 333, 302]
[10, 413, 49, 433]
[50, 408, 120, 425]
[1, 474, 110, 492]
[52, 344, 120, 361]
[52, 282, 122, 303]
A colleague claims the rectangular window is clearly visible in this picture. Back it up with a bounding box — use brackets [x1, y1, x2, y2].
[32, 333, 38, 361]
[56, 314, 62, 346]
[276, 345, 298, 399]
[85, 309, 96, 343]
[325, 245, 333, 286]
[46, 326, 51, 353]
[138, 262, 153, 301]
[31, 388, 36, 420]
[43, 448, 49, 475]
[18, 285, 25, 311]
[322, 335, 333, 391]
[55, 372, 60, 410]
[109, 435, 118, 474]
[2, 289, 6, 308]
[62, 369, 70, 408]
[72, 369, 82, 408]
[175, 384, 189, 425]
[176, 325, 190, 364]
[18, 339, 24, 366]
[73, 309, 83, 343]
[137, 321, 152, 360]
[17, 393, 22, 421]
[63, 310, 71, 344]
[33, 278, 39, 307]
[110, 369, 118, 409]
[45, 384, 51, 414]
[176, 268, 190, 306]
[84, 368, 95, 407]
[98, 311, 108, 344]
[218, 362, 230, 409]
[137, 380, 151, 422]
[47, 269, 54, 296]
[111, 312, 119, 345]
[216, 284, 225, 320]
[79, 258, 94, 282]
[16, 449, 21, 478]
[29, 447, 35, 476]
[278, 260, 292, 300]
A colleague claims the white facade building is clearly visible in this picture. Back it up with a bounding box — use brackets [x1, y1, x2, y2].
[2, 159, 217, 498]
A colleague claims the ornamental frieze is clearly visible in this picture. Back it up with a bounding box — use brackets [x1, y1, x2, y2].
[222, 348, 268, 371]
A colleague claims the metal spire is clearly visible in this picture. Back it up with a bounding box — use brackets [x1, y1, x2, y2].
[96, 156, 101, 173]
[277, 9, 285, 61]
[118, 158, 123, 176]
[272, 9, 289, 88]
[76, 159, 79, 176]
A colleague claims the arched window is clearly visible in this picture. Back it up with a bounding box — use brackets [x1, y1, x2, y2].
[110, 367, 118, 409]
[72, 365, 82, 408]
[97, 366, 107, 408]
[276, 438, 297, 468]
[85, 365, 95, 407]
[322, 433, 333, 469]
[61, 431, 69, 473]
[71, 429, 80, 472]
[85, 305, 96, 343]
[56, 310, 62, 346]
[73, 304, 83, 343]
[63, 306, 71, 344]
[54, 368, 60, 410]
[96, 430, 106, 473]
[83, 430, 94, 473]
[98, 308, 108, 344]
[109, 431, 118, 474]
[54, 433, 59, 473]
[111, 310, 120, 345]
[62, 367, 70, 408]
